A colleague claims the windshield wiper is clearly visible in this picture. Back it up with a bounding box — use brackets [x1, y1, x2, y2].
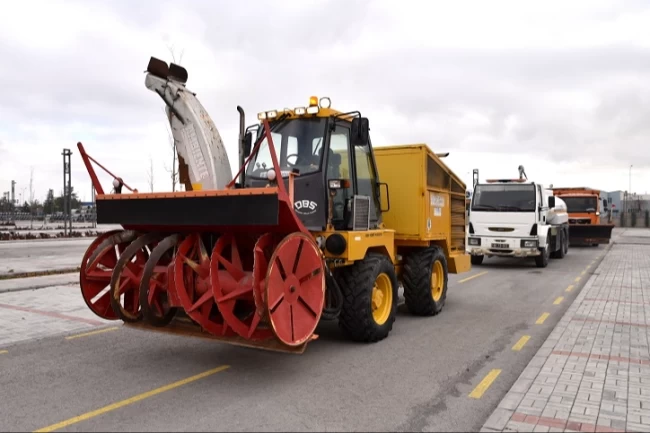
[472, 205, 497, 210]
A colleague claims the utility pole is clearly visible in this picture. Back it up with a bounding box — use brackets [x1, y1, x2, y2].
[62, 148, 72, 236]
[10, 180, 15, 223]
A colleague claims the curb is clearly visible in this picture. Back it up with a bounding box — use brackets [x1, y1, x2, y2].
[0, 268, 80, 281]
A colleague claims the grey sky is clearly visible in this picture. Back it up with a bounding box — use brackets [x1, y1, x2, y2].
[1, 0, 649, 203]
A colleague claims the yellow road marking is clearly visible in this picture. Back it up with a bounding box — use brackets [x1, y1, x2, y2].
[574, 276, 582, 283]
[459, 271, 488, 284]
[469, 369, 502, 399]
[553, 297, 564, 305]
[33, 365, 230, 432]
[65, 327, 120, 340]
[566, 285, 574, 292]
[580, 270, 586, 276]
[536, 313, 550, 324]
[586, 264, 591, 270]
[512, 335, 531, 351]
[0, 350, 7, 355]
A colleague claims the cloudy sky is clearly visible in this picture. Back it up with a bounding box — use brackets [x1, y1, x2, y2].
[1, 0, 649, 205]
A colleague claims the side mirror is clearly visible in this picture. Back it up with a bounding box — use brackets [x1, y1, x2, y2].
[243, 131, 253, 157]
[351, 117, 370, 146]
[548, 196, 556, 209]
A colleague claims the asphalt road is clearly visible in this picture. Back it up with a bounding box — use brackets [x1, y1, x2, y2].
[0, 243, 607, 432]
[0, 238, 93, 276]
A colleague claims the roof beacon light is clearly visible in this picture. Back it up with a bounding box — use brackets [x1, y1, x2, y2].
[309, 96, 319, 106]
[294, 107, 306, 115]
[319, 97, 331, 108]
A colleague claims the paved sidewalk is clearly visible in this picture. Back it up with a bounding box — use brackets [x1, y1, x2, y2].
[482, 241, 650, 433]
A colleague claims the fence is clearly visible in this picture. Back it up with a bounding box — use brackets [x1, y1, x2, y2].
[609, 210, 650, 228]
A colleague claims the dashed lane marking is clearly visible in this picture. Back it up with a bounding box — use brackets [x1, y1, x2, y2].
[459, 271, 488, 284]
[574, 276, 582, 283]
[566, 285, 574, 293]
[553, 297, 564, 305]
[33, 365, 231, 432]
[0, 350, 7, 355]
[512, 336, 531, 351]
[469, 369, 502, 399]
[536, 313, 550, 325]
[65, 327, 120, 340]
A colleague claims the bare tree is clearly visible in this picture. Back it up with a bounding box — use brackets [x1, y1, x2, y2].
[161, 42, 185, 192]
[147, 155, 155, 192]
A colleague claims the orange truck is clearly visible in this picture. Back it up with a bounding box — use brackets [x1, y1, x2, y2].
[550, 187, 614, 246]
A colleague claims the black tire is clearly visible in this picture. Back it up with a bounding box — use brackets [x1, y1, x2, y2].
[535, 236, 550, 268]
[336, 253, 398, 343]
[556, 230, 567, 259]
[403, 246, 449, 316]
[471, 254, 484, 265]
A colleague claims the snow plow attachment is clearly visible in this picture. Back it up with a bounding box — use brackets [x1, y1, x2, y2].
[568, 223, 615, 246]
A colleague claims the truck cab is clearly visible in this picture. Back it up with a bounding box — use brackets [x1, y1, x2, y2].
[467, 178, 569, 268]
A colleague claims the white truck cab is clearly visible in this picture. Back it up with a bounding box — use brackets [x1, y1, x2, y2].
[467, 175, 569, 268]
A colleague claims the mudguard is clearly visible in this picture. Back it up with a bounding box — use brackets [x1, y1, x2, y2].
[144, 72, 232, 191]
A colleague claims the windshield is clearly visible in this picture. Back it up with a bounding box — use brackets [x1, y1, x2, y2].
[471, 184, 536, 212]
[561, 196, 598, 213]
[246, 118, 327, 179]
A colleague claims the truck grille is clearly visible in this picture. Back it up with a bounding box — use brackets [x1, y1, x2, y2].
[352, 195, 370, 231]
[569, 218, 591, 224]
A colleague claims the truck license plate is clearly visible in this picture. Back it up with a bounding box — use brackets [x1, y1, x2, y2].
[491, 243, 508, 248]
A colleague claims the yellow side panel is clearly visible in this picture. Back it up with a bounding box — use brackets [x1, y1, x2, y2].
[426, 189, 451, 241]
[314, 229, 396, 263]
[373, 147, 424, 238]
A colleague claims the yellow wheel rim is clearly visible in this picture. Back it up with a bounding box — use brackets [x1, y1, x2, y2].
[372, 273, 393, 325]
[431, 260, 444, 302]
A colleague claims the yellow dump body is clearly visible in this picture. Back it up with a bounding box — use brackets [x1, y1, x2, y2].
[373, 144, 470, 274]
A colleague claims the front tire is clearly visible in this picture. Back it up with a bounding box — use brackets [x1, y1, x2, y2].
[403, 246, 449, 316]
[337, 253, 398, 343]
[535, 236, 551, 268]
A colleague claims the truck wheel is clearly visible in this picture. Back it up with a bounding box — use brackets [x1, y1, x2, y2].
[403, 246, 449, 316]
[535, 237, 550, 268]
[337, 253, 398, 342]
[556, 230, 567, 259]
[471, 255, 484, 265]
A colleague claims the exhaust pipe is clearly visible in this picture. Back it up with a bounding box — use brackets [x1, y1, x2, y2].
[237, 106, 245, 186]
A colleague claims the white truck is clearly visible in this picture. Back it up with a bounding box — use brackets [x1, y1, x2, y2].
[466, 167, 569, 268]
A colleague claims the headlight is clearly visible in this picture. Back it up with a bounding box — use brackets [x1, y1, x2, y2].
[294, 107, 306, 115]
[468, 237, 480, 246]
[521, 240, 538, 248]
[319, 97, 331, 108]
[306, 106, 319, 114]
[266, 170, 276, 181]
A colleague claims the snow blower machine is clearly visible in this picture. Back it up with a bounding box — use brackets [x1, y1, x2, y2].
[76, 56, 471, 354]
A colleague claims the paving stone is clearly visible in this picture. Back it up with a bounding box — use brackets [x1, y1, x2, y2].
[481, 243, 650, 433]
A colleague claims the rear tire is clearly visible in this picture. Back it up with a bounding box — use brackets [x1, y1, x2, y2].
[556, 230, 567, 259]
[471, 255, 484, 265]
[337, 253, 398, 343]
[403, 246, 449, 316]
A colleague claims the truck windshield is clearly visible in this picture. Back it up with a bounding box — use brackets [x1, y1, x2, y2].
[560, 196, 598, 213]
[472, 184, 536, 212]
[246, 117, 327, 179]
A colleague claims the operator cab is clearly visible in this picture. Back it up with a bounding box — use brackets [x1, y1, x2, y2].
[240, 96, 383, 232]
